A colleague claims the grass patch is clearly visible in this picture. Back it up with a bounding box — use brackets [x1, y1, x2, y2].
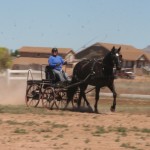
[43, 135, 50, 138]
[116, 126, 127, 132]
[5, 120, 23, 125]
[92, 126, 106, 136]
[57, 134, 64, 138]
[84, 138, 90, 143]
[141, 128, 150, 133]
[83, 124, 91, 131]
[14, 128, 28, 134]
[51, 123, 68, 129]
[0, 104, 65, 115]
[0, 98, 150, 115]
[43, 121, 52, 124]
[5, 120, 39, 126]
[34, 128, 52, 133]
[115, 126, 127, 136]
[115, 136, 120, 142]
[24, 121, 39, 126]
[120, 143, 136, 149]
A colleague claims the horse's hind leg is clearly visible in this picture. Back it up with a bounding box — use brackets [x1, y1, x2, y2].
[77, 89, 83, 108]
[82, 92, 93, 112]
[94, 86, 100, 113]
[108, 84, 117, 112]
[77, 85, 88, 108]
[64, 87, 76, 110]
[82, 92, 90, 107]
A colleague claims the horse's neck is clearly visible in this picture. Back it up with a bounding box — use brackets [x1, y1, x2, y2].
[102, 57, 114, 75]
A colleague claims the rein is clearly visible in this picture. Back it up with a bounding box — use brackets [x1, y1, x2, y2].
[90, 59, 98, 75]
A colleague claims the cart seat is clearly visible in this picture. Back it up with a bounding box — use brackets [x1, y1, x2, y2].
[45, 65, 60, 83]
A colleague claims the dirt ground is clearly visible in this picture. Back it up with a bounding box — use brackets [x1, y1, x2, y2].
[0, 101, 149, 150]
[0, 76, 150, 150]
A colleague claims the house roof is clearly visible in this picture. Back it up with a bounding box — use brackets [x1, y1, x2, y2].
[13, 46, 76, 67]
[79, 42, 149, 61]
[19, 46, 75, 55]
[13, 57, 48, 65]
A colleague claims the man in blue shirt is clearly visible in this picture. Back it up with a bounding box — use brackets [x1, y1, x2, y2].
[48, 48, 68, 82]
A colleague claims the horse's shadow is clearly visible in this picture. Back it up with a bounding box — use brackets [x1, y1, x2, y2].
[61, 105, 94, 113]
[61, 106, 116, 115]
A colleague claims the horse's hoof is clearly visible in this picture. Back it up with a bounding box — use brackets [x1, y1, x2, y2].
[94, 110, 99, 114]
[110, 106, 116, 112]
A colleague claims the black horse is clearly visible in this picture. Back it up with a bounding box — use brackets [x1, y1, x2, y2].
[65, 46, 122, 113]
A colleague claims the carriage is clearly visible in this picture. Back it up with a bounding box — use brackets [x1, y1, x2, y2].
[25, 46, 122, 113]
[25, 64, 81, 110]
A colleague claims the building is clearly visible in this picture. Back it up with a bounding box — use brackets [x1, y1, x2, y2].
[12, 46, 75, 70]
[75, 42, 150, 74]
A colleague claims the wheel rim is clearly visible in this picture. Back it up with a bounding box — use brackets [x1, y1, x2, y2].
[55, 91, 67, 109]
[25, 84, 40, 107]
[42, 87, 55, 109]
[72, 92, 79, 108]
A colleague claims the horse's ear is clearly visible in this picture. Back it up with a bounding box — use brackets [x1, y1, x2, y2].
[118, 47, 121, 52]
[111, 46, 115, 53]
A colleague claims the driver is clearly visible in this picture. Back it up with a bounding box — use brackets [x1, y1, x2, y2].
[48, 48, 69, 82]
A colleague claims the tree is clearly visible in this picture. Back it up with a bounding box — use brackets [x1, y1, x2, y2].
[11, 49, 19, 57]
[0, 47, 12, 71]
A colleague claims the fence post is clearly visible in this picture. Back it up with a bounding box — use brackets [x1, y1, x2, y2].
[6, 69, 10, 85]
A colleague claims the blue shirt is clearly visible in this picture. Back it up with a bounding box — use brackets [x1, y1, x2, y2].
[48, 55, 64, 71]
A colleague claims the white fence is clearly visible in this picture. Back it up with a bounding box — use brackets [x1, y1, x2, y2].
[6, 69, 43, 85]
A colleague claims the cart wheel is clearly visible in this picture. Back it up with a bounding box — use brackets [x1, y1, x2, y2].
[55, 90, 67, 109]
[42, 87, 55, 109]
[25, 84, 41, 107]
[72, 91, 80, 108]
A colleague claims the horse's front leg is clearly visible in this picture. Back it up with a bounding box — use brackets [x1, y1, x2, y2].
[108, 83, 117, 112]
[77, 88, 85, 108]
[82, 92, 90, 107]
[94, 86, 100, 113]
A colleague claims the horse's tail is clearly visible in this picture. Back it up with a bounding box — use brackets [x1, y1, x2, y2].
[67, 75, 79, 102]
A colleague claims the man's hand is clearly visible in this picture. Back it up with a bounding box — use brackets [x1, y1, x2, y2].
[63, 61, 67, 65]
[56, 63, 60, 66]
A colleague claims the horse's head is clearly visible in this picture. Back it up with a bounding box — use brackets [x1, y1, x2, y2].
[110, 46, 122, 70]
[103, 46, 122, 71]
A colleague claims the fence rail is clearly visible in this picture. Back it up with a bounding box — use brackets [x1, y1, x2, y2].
[6, 69, 43, 85]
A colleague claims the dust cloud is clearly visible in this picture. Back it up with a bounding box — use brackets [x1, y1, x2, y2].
[0, 78, 26, 105]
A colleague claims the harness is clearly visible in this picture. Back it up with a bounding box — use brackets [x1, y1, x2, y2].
[79, 59, 103, 82]
[86, 58, 115, 80]
[90, 59, 98, 75]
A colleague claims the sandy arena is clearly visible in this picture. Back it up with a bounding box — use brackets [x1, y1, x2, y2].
[0, 76, 150, 150]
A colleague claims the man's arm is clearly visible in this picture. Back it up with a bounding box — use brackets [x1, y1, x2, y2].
[48, 57, 56, 67]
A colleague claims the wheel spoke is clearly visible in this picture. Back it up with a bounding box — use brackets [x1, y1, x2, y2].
[42, 87, 54, 109]
[25, 84, 40, 107]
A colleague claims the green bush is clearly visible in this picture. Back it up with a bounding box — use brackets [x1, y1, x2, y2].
[0, 47, 12, 71]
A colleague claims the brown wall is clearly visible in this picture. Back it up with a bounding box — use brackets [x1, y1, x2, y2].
[20, 52, 50, 58]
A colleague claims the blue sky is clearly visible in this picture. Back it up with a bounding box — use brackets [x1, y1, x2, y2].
[0, 0, 150, 51]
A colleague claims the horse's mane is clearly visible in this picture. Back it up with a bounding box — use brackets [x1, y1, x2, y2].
[79, 57, 103, 64]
